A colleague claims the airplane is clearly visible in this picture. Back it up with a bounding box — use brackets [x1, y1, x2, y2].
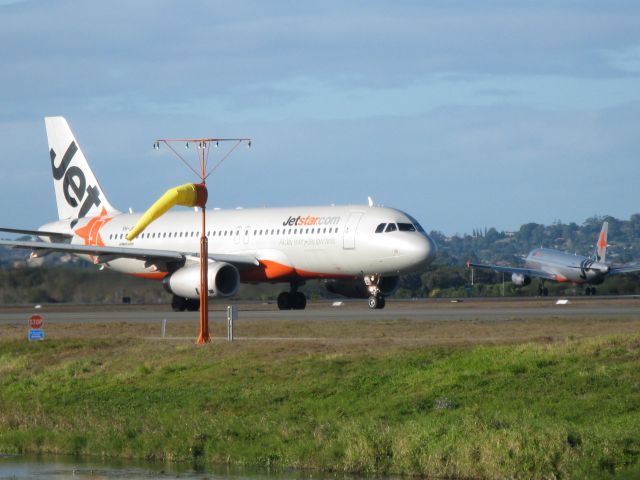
[467, 221, 640, 296]
[0, 117, 437, 310]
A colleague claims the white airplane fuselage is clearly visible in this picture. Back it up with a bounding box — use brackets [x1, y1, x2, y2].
[1, 117, 437, 310]
[524, 248, 609, 284]
[41, 204, 436, 284]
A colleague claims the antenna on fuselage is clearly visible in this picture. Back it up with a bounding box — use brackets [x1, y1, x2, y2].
[367, 196, 374, 207]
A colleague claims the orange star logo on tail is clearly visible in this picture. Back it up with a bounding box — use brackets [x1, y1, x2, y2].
[74, 207, 113, 249]
[598, 230, 607, 249]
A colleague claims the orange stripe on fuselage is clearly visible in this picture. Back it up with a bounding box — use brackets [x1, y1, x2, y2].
[125, 261, 352, 283]
[128, 272, 169, 280]
[240, 259, 353, 282]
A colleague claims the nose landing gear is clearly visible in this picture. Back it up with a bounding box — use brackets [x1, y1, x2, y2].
[368, 294, 386, 309]
[365, 274, 386, 309]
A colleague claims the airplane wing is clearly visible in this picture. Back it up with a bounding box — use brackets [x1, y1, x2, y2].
[0, 227, 72, 241]
[609, 264, 640, 275]
[0, 239, 259, 270]
[467, 262, 558, 281]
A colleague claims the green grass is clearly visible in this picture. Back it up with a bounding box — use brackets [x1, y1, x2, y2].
[1, 335, 639, 479]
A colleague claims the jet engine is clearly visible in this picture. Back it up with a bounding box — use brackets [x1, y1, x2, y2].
[511, 273, 531, 286]
[163, 262, 240, 299]
[325, 276, 399, 299]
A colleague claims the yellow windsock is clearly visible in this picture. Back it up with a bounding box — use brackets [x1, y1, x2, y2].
[126, 183, 208, 241]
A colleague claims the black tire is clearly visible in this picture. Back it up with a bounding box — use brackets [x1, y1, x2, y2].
[277, 292, 291, 310]
[171, 296, 187, 312]
[368, 295, 379, 309]
[543, 288, 549, 296]
[291, 292, 307, 310]
[186, 299, 200, 311]
[591, 287, 597, 296]
[378, 296, 386, 309]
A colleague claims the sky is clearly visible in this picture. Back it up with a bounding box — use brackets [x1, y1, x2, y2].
[1, 0, 639, 235]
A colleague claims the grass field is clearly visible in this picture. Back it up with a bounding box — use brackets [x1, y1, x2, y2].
[1, 307, 639, 479]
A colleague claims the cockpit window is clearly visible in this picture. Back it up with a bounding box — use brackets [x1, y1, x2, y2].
[385, 223, 397, 233]
[398, 223, 416, 232]
[405, 214, 425, 233]
[375, 223, 386, 233]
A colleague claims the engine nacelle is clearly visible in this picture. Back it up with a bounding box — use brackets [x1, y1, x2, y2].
[164, 262, 240, 299]
[511, 273, 531, 287]
[325, 276, 399, 299]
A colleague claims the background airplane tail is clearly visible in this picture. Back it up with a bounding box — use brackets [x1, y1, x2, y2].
[45, 117, 119, 220]
[596, 221, 608, 262]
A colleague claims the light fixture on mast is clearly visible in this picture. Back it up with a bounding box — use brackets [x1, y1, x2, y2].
[135, 135, 251, 344]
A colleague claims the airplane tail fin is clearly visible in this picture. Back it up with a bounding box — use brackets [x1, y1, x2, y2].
[595, 221, 608, 262]
[45, 117, 119, 220]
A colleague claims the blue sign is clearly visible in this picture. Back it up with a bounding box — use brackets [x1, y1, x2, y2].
[28, 329, 45, 341]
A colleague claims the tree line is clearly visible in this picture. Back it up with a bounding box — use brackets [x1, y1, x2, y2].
[1, 214, 639, 303]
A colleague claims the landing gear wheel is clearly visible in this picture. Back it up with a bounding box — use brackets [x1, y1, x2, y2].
[186, 299, 200, 311]
[543, 288, 549, 297]
[368, 295, 379, 309]
[171, 295, 187, 312]
[291, 292, 307, 310]
[277, 292, 291, 310]
[585, 287, 596, 296]
[368, 295, 385, 309]
[591, 287, 597, 296]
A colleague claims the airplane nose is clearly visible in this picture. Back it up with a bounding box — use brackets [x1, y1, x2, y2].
[410, 234, 437, 267]
[423, 234, 437, 264]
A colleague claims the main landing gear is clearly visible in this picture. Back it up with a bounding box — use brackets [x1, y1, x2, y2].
[171, 295, 200, 312]
[365, 274, 386, 309]
[585, 286, 597, 296]
[537, 281, 549, 297]
[277, 283, 307, 310]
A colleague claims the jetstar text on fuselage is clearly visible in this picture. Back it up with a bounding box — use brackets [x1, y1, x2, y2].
[282, 215, 341, 227]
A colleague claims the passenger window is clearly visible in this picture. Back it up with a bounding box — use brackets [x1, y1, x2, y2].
[375, 223, 386, 233]
[398, 223, 416, 232]
[385, 223, 397, 233]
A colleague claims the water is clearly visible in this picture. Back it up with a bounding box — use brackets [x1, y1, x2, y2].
[0, 454, 333, 480]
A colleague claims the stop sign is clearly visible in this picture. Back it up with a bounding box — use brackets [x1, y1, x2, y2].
[29, 314, 44, 329]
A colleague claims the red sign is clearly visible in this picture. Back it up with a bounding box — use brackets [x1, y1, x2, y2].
[29, 314, 44, 329]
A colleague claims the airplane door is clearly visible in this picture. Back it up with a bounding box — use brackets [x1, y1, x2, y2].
[343, 212, 363, 249]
